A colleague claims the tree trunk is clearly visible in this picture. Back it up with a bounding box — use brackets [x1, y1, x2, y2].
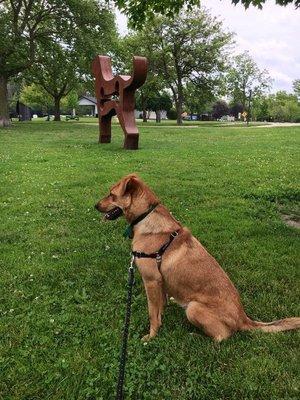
[155, 110, 161, 123]
[0, 75, 11, 128]
[142, 108, 147, 122]
[176, 99, 183, 125]
[176, 82, 183, 125]
[141, 92, 147, 122]
[54, 97, 61, 121]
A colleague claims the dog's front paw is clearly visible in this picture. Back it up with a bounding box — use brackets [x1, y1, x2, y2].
[141, 334, 152, 342]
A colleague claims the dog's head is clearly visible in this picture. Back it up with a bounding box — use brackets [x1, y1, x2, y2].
[95, 174, 159, 222]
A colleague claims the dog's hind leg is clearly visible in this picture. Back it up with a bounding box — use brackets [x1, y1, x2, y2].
[185, 301, 232, 341]
[142, 277, 166, 341]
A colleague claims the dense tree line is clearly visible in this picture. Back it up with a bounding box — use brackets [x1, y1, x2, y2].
[0, 0, 298, 127]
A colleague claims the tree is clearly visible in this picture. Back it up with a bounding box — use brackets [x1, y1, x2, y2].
[20, 83, 79, 118]
[147, 91, 173, 122]
[24, 4, 115, 121]
[251, 96, 270, 121]
[136, 9, 232, 125]
[269, 91, 300, 122]
[230, 0, 299, 8]
[120, 32, 169, 123]
[293, 79, 300, 100]
[112, 0, 299, 28]
[212, 100, 230, 119]
[0, 0, 61, 126]
[227, 52, 272, 110]
[112, 0, 200, 28]
[229, 102, 243, 119]
[20, 83, 52, 116]
[135, 77, 164, 122]
[184, 77, 225, 116]
[0, 0, 115, 127]
[65, 90, 79, 116]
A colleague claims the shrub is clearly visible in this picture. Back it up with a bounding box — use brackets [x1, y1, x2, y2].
[167, 108, 177, 120]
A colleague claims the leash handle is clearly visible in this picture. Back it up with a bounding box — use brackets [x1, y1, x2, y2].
[115, 257, 135, 400]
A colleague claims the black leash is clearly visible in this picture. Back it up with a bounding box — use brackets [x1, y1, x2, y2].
[115, 230, 180, 399]
[115, 256, 135, 400]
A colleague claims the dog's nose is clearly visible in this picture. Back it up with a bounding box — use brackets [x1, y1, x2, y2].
[95, 203, 99, 211]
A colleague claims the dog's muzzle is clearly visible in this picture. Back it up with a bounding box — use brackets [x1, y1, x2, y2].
[104, 206, 123, 220]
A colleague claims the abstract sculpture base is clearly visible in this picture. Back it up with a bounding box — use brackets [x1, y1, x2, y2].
[99, 135, 111, 144]
[124, 134, 139, 150]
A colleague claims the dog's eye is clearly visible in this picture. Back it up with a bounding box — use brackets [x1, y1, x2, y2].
[110, 193, 116, 201]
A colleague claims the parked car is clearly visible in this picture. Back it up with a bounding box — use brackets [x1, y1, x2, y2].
[218, 115, 235, 122]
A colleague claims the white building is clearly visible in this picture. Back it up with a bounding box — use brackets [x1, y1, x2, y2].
[78, 96, 97, 116]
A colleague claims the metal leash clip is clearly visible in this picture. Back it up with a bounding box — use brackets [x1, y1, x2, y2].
[129, 254, 135, 270]
[128, 255, 135, 285]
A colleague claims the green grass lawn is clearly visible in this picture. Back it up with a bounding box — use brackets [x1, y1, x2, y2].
[0, 121, 299, 399]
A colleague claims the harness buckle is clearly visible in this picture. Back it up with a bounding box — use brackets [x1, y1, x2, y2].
[156, 254, 162, 262]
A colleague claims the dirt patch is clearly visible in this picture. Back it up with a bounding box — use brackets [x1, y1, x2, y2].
[281, 214, 300, 229]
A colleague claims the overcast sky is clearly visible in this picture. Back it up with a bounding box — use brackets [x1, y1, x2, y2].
[115, 0, 299, 93]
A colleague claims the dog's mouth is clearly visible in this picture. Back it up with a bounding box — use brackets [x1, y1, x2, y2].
[104, 206, 123, 221]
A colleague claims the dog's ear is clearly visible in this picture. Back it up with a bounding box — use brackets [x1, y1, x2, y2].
[112, 174, 141, 197]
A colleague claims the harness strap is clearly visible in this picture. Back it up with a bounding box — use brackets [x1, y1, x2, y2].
[132, 230, 180, 270]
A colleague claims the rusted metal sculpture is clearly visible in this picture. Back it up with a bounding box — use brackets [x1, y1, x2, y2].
[92, 55, 148, 150]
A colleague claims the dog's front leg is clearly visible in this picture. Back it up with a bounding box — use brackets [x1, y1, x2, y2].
[142, 277, 166, 342]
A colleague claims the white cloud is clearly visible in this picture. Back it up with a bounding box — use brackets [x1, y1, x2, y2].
[115, 0, 299, 92]
[201, 0, 300, 92]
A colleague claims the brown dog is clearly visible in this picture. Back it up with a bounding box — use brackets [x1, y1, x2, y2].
[95, 174, 300, 341]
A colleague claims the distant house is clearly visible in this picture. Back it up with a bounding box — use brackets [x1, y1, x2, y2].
[78, 95, 98, 116]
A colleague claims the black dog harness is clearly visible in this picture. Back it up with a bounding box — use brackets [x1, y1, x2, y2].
[132, 230, 180, 270]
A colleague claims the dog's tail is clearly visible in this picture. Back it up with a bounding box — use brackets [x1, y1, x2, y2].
[243, 317, 300, 333]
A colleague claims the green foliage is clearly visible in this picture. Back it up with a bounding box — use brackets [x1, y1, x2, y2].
[23, 3, 116, 120]
[231, 0, 299, 8]
[120, 32, 170, 122]
[212, 100, 230, 119]
[113, 0, 299, 28]
[19, 85, 80, 116]
[166, 108, 178, 119]
[269, 91, 300, 122]
[147, 92, 172, 112]
[0, 120, 299, 398]
[229, 102, 244, 118]
[252, 91, 300, 122]
[252, 96, 270, 121]
[227, 52, 272, 108]
[184, 81, 222, 115]
[0, 0, 117, 123]
[136, 91, 172, 113]
[293, 79, 300, 99]
[112, 0, 200, 28]
[64, 91, 79, 111]
[20, 84, 52, 112]
[129, 8, 233, 124]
